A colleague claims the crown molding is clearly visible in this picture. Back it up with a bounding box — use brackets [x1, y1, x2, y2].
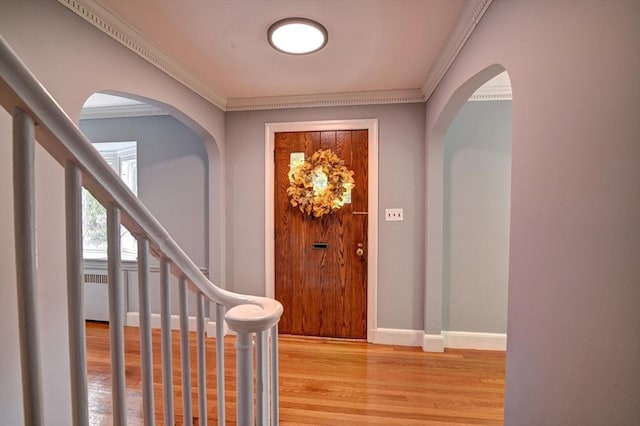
[421, 0, 493, 101]
[468, 84, 512, 102]
[57, 0, 227, 110]
[226, 89, 425, 111]
[80, 103, 169, 120]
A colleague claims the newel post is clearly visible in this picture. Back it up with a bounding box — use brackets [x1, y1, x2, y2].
[226, 304, 281, 426]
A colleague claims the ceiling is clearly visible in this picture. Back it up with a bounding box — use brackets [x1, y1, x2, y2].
[61, 0, 493, 111]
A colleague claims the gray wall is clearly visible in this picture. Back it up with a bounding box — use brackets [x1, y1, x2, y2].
[225, 103, 425, 330]
[80, 115, 208, 318]
[443, 100, 512, 333]
[80, 115, 208, 268]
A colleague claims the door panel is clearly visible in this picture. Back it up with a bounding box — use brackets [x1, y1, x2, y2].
[275, 130, 368, 338]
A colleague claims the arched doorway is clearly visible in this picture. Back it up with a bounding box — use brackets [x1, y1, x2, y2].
[442, 72, 512, 348]
[79, 91, 220, 325]
[424, 65, 512, 351]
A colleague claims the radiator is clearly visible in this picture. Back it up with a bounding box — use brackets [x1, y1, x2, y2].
[84, 271, 109, 321]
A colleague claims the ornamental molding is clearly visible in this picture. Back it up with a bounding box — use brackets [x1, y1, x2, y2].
[59, 0, 491, 111]
[468, 84, 512, 102]
[468, 92, 512, 102]
[226, 89, 426, 111]
[79, 103, 169, 120]
[421, 0, 494, 101]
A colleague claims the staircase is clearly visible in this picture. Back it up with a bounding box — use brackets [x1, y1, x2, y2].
[0, 35, 283, 426]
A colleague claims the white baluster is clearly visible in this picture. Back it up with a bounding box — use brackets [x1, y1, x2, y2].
[13, 107, 43, 426]
[196, 293, 208, 426]
[160, 258, 175, 425]
[256, 330, 268, 425]
[216, 304, 226, 425]
[235, 332, 254, 426]
[107, 204, 127, 426]
[137, 238, 156, 425]
[270, 324, 279, 426]
[65, 161, 89, 426]
[179, 277, 193, 424]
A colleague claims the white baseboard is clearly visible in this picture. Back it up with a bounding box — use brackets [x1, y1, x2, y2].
[423, 333, 445, 352]
[123, 317, 506, 351]
[370, 328, 424, 346]
[442, 331, 507, 351]
[369, 328, 505, 352]
[126, 312, 227, 337]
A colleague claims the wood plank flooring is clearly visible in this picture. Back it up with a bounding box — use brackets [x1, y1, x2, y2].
[86, 322, 505, 425]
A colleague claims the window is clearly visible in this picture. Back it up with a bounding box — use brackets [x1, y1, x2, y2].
[83, 141, 138, 260]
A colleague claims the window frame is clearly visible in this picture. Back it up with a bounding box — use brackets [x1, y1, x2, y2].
[82, 141, 138, 261]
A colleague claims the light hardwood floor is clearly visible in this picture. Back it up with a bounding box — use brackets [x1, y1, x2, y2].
[86, 322, 505, 425]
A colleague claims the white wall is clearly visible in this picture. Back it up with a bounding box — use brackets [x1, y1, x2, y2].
[443, 100, 512, 333]
[0, 2, 226, 423]
[426, 0, 640, 423]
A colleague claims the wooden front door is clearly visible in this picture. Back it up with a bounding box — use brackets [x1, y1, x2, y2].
[275, 130, 368, 338]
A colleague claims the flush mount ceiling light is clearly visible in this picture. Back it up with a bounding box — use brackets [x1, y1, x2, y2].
[268, 18, 328, 55]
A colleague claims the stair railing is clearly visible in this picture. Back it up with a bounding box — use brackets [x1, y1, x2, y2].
[0, 35, 282, 426]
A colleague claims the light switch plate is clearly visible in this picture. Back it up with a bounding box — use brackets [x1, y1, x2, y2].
[385, 208, 403, 222]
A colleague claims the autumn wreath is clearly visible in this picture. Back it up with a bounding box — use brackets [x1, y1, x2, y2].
[287, 149, 355, 217]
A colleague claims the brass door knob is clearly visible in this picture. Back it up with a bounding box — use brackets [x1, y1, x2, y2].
[356, 243, 364, 257]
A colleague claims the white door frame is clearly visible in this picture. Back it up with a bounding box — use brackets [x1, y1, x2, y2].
[264, 119, 379, 340]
